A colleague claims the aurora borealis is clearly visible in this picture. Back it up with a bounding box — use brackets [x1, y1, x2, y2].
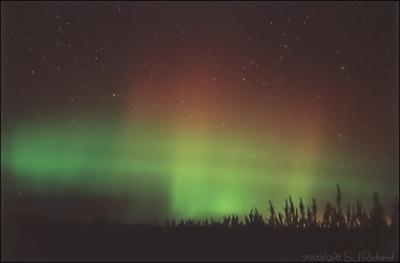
[1, 2, 398, 222]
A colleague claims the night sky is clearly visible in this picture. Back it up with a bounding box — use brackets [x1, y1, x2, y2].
[2, 1, 398, 222]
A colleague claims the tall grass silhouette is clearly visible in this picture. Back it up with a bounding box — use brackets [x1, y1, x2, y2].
[3, 185, 398, 261]
[161, 185, 396, 230]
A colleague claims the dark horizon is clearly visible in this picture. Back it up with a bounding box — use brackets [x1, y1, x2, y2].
[3, 184, 398, 261]
[1, 1, 399, 261]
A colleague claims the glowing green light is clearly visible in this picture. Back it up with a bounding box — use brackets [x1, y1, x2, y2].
[2, 120, 395, 220]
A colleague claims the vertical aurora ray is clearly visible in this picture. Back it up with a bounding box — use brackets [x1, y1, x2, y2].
[169, 130, 255, 217]
[1, 3, 396, 225]
[2, 53, 396, 220]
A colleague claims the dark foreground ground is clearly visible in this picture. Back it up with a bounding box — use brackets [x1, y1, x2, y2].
[2, 214, 398, 262]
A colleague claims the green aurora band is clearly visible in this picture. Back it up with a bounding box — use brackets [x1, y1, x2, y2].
[2, 119, 395, 221]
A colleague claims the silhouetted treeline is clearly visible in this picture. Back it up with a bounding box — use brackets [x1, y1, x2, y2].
[2, 185, 398, 261]
[163, 185, 397, 230]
